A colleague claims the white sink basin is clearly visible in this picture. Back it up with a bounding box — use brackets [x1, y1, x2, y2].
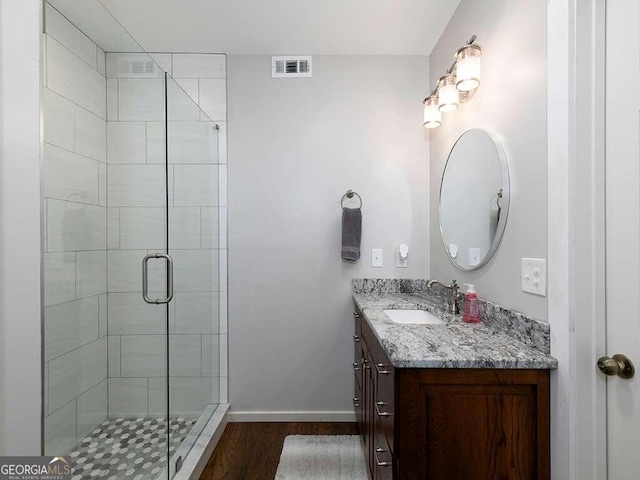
[383, 309, 446, 325]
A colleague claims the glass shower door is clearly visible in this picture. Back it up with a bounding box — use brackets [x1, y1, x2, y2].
[41, 1, 173, 475]
[164, 74, 220, 478]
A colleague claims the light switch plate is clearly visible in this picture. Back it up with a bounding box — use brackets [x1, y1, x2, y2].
[469, 248, 481, 267]
[371, 248, 383, 268]
[522, 258, 546, 296]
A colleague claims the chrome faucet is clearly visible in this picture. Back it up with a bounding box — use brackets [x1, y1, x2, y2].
[428, 279, 463, 314]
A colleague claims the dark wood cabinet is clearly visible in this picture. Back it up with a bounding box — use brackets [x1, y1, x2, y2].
[353, 306, 550, 480]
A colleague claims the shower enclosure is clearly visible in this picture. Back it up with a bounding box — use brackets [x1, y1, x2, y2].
[42, 2, 226, 478]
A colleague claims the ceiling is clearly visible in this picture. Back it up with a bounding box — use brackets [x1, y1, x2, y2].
[93, 0, 462, 56]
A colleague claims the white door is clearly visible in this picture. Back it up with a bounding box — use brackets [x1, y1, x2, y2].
[605, 0, 640, 477]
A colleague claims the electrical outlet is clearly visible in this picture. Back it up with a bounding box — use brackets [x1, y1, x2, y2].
[522, 258, 546, 296]
[396, 249, 408, 268]
[371, 249, 383, 268]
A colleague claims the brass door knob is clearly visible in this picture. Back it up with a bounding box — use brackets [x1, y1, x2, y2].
[597, 354, 635, 379]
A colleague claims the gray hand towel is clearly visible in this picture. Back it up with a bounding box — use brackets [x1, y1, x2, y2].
[342, 207, 362, 261]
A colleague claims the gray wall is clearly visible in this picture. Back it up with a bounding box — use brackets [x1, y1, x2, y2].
[227, 55, 429, 416]
[429, 0, 548, 320]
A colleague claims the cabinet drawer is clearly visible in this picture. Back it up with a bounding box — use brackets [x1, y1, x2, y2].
[374, 418, 393, 480]
[361, 317, 379, 363]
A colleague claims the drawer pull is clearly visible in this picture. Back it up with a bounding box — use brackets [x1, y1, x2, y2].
[375, 448, 392, 467]
[353, 312, 361, 318]
[375, 401, 393, 417]
[353, 397, 360, 407]
[376, 363, 392, 375]
[353, 362, 361, 371]
[353, 334, 360, 343]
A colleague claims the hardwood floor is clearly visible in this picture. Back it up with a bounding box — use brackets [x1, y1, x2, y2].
[199, 422, 359, 480]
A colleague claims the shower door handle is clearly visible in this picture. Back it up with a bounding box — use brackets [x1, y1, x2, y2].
[142, 253, 174, 304]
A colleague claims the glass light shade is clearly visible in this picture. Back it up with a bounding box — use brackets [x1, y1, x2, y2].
[438, 75, 459, 113]
[423, 96, 441, 129]
[455, 44, 482, 92]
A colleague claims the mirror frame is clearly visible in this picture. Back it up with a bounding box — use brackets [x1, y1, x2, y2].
[438, 128, 511, 271]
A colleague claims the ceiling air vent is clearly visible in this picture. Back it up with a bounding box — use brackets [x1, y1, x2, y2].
[118, 59, 162, 78]
[272, 56, 312, 78]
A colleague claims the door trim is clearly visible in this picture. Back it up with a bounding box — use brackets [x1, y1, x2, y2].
[547, 1, 607, 479]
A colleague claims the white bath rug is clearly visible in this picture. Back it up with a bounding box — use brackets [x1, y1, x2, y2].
[275, 435, 368, 480]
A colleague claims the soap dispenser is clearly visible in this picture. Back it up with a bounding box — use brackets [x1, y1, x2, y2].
[462, 284, 481, 324]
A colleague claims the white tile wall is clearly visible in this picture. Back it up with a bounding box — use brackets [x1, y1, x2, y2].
[169, 122, 219, 164]
[43, 15, 108, 454]
[145, 122, 165, 164]
[44, 296, 99, 361]
[107, 207, 120, 249]
[200, 208, 220, 249]
[99, 293, 108, 337]
[44, 252, 76, 306]
[169, 207, 201, 249]
[174, 165, 219, 207]
[119, 207, 166, 249]
[198, 79, 226, 121]
[46, 37, 106, 119]
[44, 400, 77, 455]
[107, 79, 118, 121]
[45, 4, 97, 69]
[120, 335, 166, 377]
[167, 80, 201, 121]
[175, 79, 199, 104]
[108, 293, 169, 334]
[149, 377, 214, 417]
[118, 79, 164, 121]
[107, 165, 166, 206]
[201, 335, 220, 376]
[108, 378, 148, 417]
[76, 251, 107, 298]
[108, 250, 165, 292]
[149, 53, 172, 74]
[43, 89, 74, 150]
[170, 377, 216, 416]
[169, 335, 202, 376]
[172, 54, 225, 79]
[44, 143, 100, 205]
[97, 48, 106, 76]
[174, 293, 218, 334]
[108, 336, 121, 377]
[48, 337, 107, 414]
[107, 122, 146, 164]
[76, 380, 107, 442]
[172, 249, 218, 292]
[99, 162, 107, 207]
[75, 107, 106, 162]
[46, 199, 106, 252]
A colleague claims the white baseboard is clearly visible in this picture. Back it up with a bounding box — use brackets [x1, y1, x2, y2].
[227, 411, 357, 423]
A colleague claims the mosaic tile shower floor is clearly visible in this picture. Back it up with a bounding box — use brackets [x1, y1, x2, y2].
[67, 417, 196, 480]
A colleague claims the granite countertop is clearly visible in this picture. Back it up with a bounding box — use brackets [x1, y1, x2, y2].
[353, 291, 558, 369]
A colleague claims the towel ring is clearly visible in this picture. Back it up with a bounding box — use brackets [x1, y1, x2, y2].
[341, 189, 362, 209]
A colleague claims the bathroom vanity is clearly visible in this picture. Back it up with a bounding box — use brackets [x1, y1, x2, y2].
[351, 281, 557, 480]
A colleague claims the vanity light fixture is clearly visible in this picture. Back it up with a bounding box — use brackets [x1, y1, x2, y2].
[423, 95, 441, 129]
[437, 73, 459, 112]
[422, 35, 482, 129]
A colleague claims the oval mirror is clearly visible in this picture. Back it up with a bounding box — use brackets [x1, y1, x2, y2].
[439, 129, 510, 270]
